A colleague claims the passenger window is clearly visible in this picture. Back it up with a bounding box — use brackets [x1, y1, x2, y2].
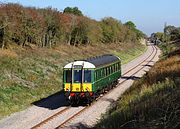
[97, 71, 98, 80]
[107, 68, 109, 75]
[95, 72, 97, 81]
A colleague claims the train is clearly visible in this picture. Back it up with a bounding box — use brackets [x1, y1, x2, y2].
[63, 54, 121, 105]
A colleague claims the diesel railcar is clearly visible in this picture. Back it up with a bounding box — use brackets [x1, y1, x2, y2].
[63, 54, 121, 104]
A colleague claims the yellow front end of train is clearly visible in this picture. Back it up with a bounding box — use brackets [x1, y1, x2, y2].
[64, 83, 92, 92]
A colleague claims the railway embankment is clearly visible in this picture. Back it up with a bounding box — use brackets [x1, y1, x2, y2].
[0, 42, 146, 119]
[94, 42, 180, 129]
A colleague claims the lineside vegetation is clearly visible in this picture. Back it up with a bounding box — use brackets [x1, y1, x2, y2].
[94, 26, 180, 129]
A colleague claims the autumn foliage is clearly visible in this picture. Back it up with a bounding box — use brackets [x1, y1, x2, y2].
[0, 3, 144, 49]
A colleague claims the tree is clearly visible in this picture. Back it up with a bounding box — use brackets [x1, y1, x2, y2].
[125, 21, 145, 40]
[164, 25, 176, 35]
[0, 3, 145, 48]
[63, 7, 83, 16]
[124, 21, 136, 30]
[100, 17, 123, 43]
[67, 17, 90, 46]
[170, 28, 180, 41]
[164, 25, 180, 42]
[0, 24, 5, 49]
[154, 32, 164, 42]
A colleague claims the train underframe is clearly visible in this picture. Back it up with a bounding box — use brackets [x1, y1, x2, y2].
[64, 92, 95, 105]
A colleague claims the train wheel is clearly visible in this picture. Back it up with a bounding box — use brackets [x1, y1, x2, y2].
[76, 96, 80, 105]
[87, 95, 93, 106]
[85, 92, 91, 105]
[92, 93, 96, 101]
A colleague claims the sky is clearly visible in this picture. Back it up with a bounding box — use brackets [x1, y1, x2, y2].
[1, 0, 180, 36]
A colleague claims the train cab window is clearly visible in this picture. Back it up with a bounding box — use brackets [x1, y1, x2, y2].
[65, 70, 72, 83]
[84, 70, 91, 83]
[74, 70, 82, 83]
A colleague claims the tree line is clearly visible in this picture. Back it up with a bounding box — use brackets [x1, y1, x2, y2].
[151, 25, 180, 43]
[0, 3, 145, 49]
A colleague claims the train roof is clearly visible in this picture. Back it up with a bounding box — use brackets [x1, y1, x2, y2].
[86, 54, 120, 67]
[63, 54, 120, 69]
[64, 61, 95, 69]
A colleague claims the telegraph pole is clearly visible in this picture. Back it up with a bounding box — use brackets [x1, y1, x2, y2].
[164, 22, 167, 43]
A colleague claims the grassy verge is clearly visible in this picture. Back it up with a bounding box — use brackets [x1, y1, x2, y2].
[94, 43, 180, 129]
[0, 42, 146, 119]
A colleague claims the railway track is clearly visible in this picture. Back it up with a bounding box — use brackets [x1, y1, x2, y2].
[31, 44, 158, 129]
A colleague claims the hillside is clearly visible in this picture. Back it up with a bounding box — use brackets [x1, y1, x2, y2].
[94, 37, 180, 128]
[0, 42, 147, 119]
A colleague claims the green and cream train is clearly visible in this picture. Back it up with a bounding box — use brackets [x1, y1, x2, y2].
[63, 54, 121, 104]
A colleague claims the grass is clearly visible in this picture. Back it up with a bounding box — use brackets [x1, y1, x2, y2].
[95, 79, 179, 129]
[113, 45, 147, 64]
[94, 43, 180, 129]
[0, 42, 146, 119]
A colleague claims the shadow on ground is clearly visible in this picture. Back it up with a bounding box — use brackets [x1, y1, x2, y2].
[142, 64, 153, 67]
[32, 77, 141, 110]
[146, 60, 155, 63]
[32, 91, 69, 110]
[100, 98, 115, 103]
[121, 76, 141, 80]
[68, 122, 92, 129]
[32, 91, 89, 109]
